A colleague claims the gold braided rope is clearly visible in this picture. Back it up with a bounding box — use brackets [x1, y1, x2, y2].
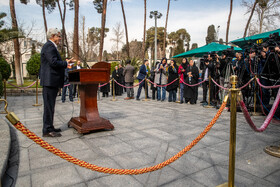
[12, 99, 228, 175]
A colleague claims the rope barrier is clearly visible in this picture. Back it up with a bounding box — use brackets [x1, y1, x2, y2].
[238, 88, 280, 132]
[211, 77, 255, 91]
[7, 96, 228, 175]
[180, 78, 206, 87]
[6, 80, 37, 90]
[114, 79, 145, 88]
[63, 84, 71, 87]
[256, 78, 280, 89]
[148, 78, 178, 87]
[211, 78, 229, 90]
[99, 80, 111, 88]
[257, 93, 280, 120]
[239, 77, 255, 90]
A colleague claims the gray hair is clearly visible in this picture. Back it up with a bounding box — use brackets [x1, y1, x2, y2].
[47, 28, 60, 39]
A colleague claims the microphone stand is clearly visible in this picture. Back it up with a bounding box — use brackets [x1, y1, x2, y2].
[64, 45, 90, 69]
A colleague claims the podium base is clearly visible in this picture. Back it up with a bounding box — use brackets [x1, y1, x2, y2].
[68, 117, 114, 134]
[32, 104, 42, 107]
[264, 145, 280, 158]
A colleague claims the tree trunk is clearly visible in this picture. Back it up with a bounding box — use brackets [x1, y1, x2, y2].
[10, 0, 23, 86]
[259, 8, 265, 33]
[243, 0, 258, 37]
[73, 0, 79, 60]
[120, 0, 130, 59]
[142, 0, 146, 62]
[163, 0, 170, 57]
[226, 0, 233, 44]
[57, 0, 69, 56]
[99, 0, 108, 62]
[82, 16, 86, 62]
[62, 0, 69, 56]
[42, 0, 48, 41]
[57, 0, 64, 53]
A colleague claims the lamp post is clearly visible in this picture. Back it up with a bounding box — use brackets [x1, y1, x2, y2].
[150, 11, 162, 64]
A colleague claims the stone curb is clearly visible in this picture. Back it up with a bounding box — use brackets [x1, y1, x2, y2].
[0, 119, 11, 185]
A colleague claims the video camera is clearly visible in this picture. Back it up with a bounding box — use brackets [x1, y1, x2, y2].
[222, 47, 236, 58]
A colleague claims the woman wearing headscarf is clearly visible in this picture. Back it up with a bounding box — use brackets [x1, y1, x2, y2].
[149, 61, 160, 100]
[184, 60, 199, 104]
[166, 60, 179, 102]
[112, 66, 123, 96]
[178, 58, 189, 104]
[154, 57, 168, 101]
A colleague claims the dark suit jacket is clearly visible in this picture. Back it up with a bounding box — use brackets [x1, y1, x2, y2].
[137, 64, 147, 80]
[40, 40, 67, 88]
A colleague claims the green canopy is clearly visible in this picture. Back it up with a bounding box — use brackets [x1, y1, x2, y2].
[230, 28, 280, 49]
[172, 42, 242, 58]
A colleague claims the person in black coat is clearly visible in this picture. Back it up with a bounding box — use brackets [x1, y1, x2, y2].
[136, 60, 149, 100]
[184, 60, 199, 104]
[40, 28, 75, 137]
[61, 64, 74, 102]
[149, 61, 159, 100]
[166, 60, 179, 102]
[72, 60, 83, 98]
[111, 66, 123, 96]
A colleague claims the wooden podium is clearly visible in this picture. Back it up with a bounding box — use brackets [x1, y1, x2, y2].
[68, 62, 114, 133]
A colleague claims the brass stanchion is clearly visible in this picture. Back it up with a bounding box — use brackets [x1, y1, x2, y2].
[264, 145, 280, 158]
[32, 78, 42, 107]
[204, 75, 214, 108]
[176, 78, 181, 103]
[111, 78, 117, 101]
[142, 78, 150, 101]
[218, 75, 239, 187]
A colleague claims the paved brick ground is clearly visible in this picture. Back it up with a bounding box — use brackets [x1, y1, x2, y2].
[1, 88, 280, 187]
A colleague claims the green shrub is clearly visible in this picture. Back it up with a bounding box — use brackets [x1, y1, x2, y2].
[26, 53, 41, 76]
[0, 72, 3, 98]
[0, 57, 11, 80]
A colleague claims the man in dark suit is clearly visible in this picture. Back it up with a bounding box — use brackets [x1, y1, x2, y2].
[72, 60, 82, 98]
[123, 60, 135, 100]
[136, 60, 149, 100]
[40, 28, 75, 137]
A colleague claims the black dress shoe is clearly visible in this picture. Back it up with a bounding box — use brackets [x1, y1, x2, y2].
[136, 98, 140, 101]
[54, 128, 62, 132]
[43, 132, 62, 137]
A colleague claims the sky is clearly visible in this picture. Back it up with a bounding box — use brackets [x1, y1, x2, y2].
[0, 0, 268, 53]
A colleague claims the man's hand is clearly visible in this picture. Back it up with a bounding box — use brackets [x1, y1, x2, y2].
[66, 57, 76, 64]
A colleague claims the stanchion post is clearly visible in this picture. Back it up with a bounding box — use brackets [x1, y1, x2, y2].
[142, 78, 150, 101]
[33, 78, 42, 107]
[176, 77, 180, 103]
[204, 75, 214, 108]
[111, 78, 117, 101]
[218, 75, 239, 187]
